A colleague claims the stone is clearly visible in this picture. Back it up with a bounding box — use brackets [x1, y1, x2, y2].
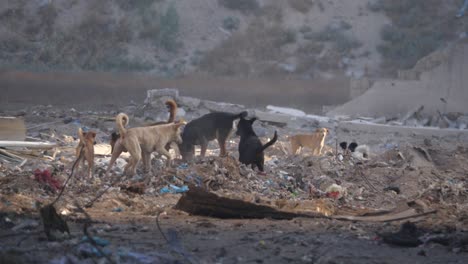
[178, 96, 201, 109]
[144, 89, 179, 108]
[203, 100, 245, 114]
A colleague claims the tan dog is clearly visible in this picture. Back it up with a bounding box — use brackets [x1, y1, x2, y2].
[106, 113, 184, 176]
[76, 128, 96, 178]
[289, 128, 329, 156]
[110, 99, 178, 153]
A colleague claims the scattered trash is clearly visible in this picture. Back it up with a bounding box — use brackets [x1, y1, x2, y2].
[34, 169, 62, 192]
[159, 184, 189, 194]
[81, 236, 110, 247]
[112, 207, 123, 212]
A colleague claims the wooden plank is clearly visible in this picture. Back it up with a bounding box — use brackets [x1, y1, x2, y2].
[0, 140, 56, 149]
[0, 117, 26, 141]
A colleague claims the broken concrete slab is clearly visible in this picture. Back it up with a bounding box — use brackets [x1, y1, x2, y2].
[266, 105, 306, 117]
[178, 96, 201, 110]
[202, 100, 246, 114]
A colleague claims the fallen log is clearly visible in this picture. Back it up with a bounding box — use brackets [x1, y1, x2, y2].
[174, 187, 326, 220]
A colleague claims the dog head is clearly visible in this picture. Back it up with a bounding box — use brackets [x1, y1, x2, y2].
[171, 120, 185, 145]
[348, 142, 358, 152]
[315, 127, 329, 135]
[179, 142, 194, 161]
[236, 117, 256, 136]
[83, 131, 97, 146]
[78, 128, 97, 146]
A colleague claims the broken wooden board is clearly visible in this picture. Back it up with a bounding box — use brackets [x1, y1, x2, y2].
[332, 209, 436, 222]
[0, 117, 26, 141]
[0, 141, 56, 149]
[94, 144, 112, 156]
[175, 187, 325, 220]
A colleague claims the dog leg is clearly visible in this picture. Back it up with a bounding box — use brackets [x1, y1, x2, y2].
[217, 137, 228, 157]
[200, 139, 208, 157]
[157, 147, 172, 167]
[290, 140, 300, 155]
[125, 141, 141, 176]
[142, 151, 152, 173]
[87, 155, 94, 179]
[105, 145, 124, 177]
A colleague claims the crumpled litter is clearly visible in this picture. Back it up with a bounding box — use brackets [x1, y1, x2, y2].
[33, 169, 62, 192]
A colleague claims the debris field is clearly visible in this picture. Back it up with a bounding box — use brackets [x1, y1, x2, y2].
[1, 90, 467, 263]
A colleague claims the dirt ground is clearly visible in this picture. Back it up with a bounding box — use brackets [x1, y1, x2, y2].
[1, 80, 468, 263]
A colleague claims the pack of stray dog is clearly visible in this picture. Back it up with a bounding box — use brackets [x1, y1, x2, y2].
[75, 99, 347, 179]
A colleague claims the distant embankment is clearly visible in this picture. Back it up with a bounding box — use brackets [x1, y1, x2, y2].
[0, 71, 350, 113]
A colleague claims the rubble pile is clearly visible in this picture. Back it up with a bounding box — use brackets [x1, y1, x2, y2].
[1, 89, 468, 262]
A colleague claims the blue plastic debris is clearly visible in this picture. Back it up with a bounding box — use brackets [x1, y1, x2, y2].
[112, 207, 123, 212]
[81, 236, 110, 247]
[177, 163, 189, 169]
[185, 174, 202, 186]
[77, 243, 112, 258]
[159, 184, 189, 194]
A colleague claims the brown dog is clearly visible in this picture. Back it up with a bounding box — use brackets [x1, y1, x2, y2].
[106, 113, 184, 177]
[76, 128, 96, 178]
[289, 128, 329, 156]
[110, 99, 177, 153]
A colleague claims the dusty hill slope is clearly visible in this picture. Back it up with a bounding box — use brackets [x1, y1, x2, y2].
[0, 0, 464, 78]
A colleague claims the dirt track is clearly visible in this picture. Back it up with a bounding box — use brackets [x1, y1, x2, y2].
[0, 71, 349, 113]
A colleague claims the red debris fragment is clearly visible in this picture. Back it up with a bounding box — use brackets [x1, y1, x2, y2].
[34, 169, 62, 192]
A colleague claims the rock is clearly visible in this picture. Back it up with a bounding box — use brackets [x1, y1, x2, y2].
[456, 115, 468, 129]
[254, 110, 290, 126]
[145, 89, 179, 108]
[203, 100, 246, 114]
[177, 107, 186, 117]
[178, 96, 201, 109]
[145, 89, 179, 103]
[266, 105, 306, 117]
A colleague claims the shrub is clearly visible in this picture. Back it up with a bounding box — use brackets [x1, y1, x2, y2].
[380, 25, 403, 42]
[218, 0, 260, 14]
[115, 0, 158, 11]
[377, 30, 444, 69]
[335, 33, 362, 53]
[288, 0, 314, 13]
[159, 2, 180, 52]
[275, 28, 297, 46]
[38, 3, 58, 35]
[222, 16, 240, 31]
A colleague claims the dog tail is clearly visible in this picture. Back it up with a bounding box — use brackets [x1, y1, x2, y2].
[165, 99, 178, 123]
[259, 131, 278, 153]
[116, 113, 129, 137]
[78, 127, 85, 142]
[237, 111, 248, 119]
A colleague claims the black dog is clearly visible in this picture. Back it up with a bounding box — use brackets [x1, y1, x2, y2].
[179, 111, 248, 161]
[339, 141, 358, 153]
[236, 116, 278, 172]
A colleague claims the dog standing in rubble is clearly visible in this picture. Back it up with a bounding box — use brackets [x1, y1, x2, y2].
[236, 116, 278, 172]
[178, 111, 248, 161]
[105, 112, 184, 177]
[110, 99, 178, 153]
[289, 128, 329, 156]
[76, 128, 96, 178]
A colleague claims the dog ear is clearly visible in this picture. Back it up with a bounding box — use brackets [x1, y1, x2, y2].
[339, 142, 348, 150]
[348, 142, 358, 152]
